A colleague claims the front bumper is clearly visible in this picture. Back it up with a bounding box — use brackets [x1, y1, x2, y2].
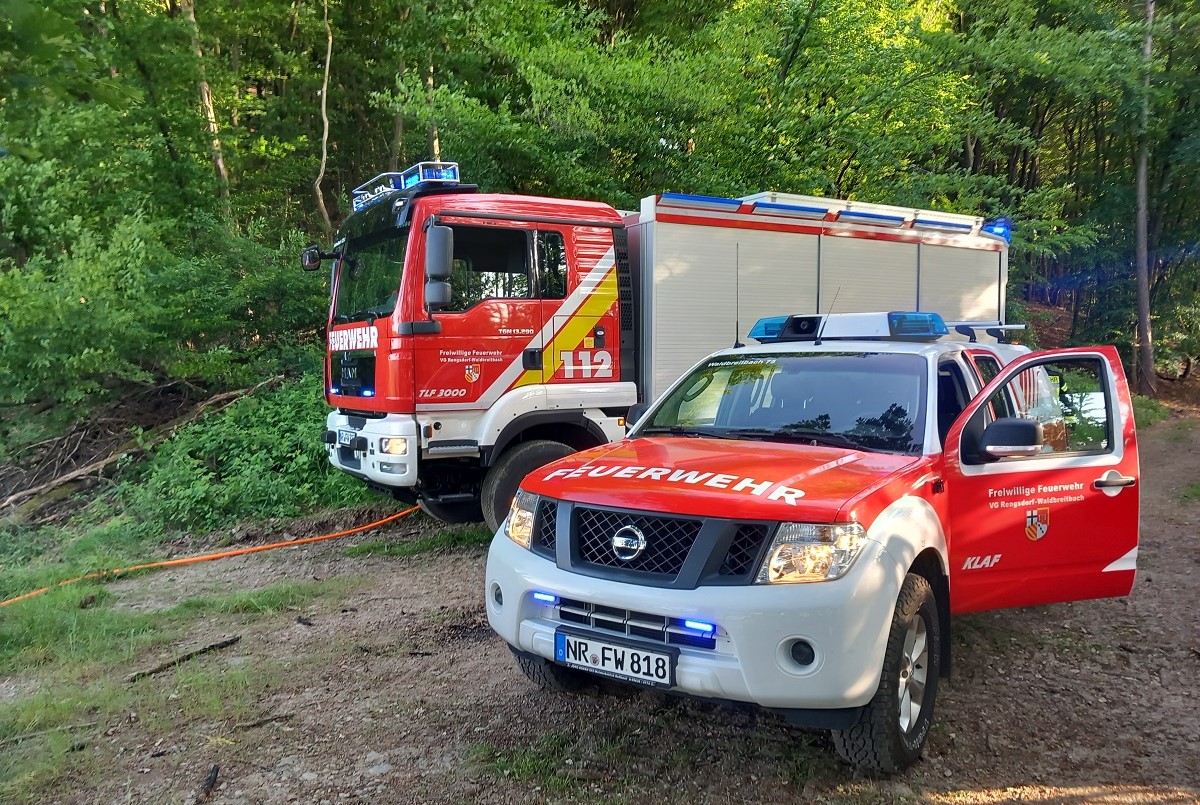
[325, 411, 420, 488]
[485, 532, 904, 716]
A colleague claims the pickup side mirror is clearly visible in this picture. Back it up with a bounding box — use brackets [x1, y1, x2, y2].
[626, 402, 649, 433]
[979, 417, 1044, 461]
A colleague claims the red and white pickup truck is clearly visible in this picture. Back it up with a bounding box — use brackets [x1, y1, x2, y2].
[484, 311, 1139, 772]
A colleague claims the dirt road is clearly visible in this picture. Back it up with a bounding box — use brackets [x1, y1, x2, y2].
[79, 416, 1200, 804]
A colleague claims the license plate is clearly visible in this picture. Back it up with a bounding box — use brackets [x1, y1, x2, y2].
[337, 429, 356, 446]
[554, 630, 675, 688]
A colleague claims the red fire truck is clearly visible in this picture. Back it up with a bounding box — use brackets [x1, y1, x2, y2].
[304, 162, 1013, 531]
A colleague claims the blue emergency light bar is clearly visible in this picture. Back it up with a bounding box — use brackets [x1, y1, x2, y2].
[351, 161, 461, 213]
[749, 311, 949, 343]
[982, 216, 1013, 243]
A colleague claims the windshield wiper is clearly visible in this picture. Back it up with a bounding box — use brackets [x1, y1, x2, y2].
[639, 426, 740, 440]
[752, 429, 878, 452]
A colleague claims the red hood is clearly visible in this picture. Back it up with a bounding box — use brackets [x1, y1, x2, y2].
[524, 437, 922, 522]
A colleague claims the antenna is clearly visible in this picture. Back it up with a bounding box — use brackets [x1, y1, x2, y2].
[813, 286, 841, 346]
[733, 243, 744, 348]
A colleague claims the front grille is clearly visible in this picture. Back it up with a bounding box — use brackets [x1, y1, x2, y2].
[558, 597, 717, 650]
[532, 498, 557, 559]
[575, 507, 701, 577]
[720, 524, 770, 576]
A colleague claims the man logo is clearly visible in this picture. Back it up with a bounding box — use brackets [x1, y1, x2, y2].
[464, 364, 481, 383]
[1025, 507, 1050, 541]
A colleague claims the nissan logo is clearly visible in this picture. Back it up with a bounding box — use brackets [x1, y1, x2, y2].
[611, 525, 647, 562]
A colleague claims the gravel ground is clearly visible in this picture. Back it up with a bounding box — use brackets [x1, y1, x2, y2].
[64, 414, 1200, 804]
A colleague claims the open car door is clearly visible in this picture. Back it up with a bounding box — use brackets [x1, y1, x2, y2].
[943, 346, 1139, 614]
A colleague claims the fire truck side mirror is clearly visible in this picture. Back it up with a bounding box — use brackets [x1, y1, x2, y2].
[425, 225, 454, 280]
[301, 244, 323, 271]
[424, 225, 454, 311]
[425, 279, 452, 310]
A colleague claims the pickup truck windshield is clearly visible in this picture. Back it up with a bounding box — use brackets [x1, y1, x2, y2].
[333, 229, 408, 324]
[641, 352, 928, 454]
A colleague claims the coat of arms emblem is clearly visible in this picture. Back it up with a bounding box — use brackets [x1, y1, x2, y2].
[464, 364, 481, 383]
[1025, 507, 1050, 541]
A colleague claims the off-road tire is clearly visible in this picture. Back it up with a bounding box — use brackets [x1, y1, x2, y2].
[511, 648, 589, 693]
[481, 439, 573, 532]
[417, 498, 484, 524]
[832, 572, 941, 773]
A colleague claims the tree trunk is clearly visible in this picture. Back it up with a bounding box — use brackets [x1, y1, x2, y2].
[179, 0, 231, 213]
[426, 62, 440, 161]
[1135, 0, 1157, 396]
[313, 0, 334, 233]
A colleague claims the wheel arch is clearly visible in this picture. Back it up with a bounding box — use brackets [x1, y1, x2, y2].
[866, 496, 951, 678]
[908, 548, 952, 678]
[484, 411, 609, 466]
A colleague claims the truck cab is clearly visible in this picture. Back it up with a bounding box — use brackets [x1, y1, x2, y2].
[484, 311, 1139, 772]
[311, 163, 635, 529]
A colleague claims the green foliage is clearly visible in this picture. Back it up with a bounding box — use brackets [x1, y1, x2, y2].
[123, 373, 372, 532]
[1182, 482, 1200, 504]
[1131, 394, 1170, 429]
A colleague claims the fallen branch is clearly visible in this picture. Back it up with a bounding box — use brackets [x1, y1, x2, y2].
[194, 765, 220, 804]
[233, 712, 295, 730]
[1, 376, 282, 512]
[0, 721, 98, 747]
[126, 636, 242, 683]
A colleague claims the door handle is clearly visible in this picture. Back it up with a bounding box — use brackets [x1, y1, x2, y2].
[522, 348, 543, 371]
[1093, 474, 1136, 489]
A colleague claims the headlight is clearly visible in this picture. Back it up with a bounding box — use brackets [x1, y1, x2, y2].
[755, 523, 867, 584]
[503, 489, 538, 548]
[379, 437, 408, 456]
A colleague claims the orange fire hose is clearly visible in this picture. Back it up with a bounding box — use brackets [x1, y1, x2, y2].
[0, 506, 420, 608]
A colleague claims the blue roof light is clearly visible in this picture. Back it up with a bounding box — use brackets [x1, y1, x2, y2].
[982, 215, 1013, 243]
[748, 315, 790, 343]
[361, 389, 375, 397]
[351, 162, 461, 212]
[888, 312, 948, 339]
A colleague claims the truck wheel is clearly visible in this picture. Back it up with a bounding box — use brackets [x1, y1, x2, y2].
[417, 498, 484, 524]
[832, 572, 941, 773]
[511, 648, 588, 692]
[481, 440, 573, 532]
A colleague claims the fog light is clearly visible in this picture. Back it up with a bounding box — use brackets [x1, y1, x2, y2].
[492, 584, 503, 606]
[378, 462, 407, 475]
[790, 640, 816, 666]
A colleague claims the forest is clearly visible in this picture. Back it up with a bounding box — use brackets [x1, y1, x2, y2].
[1, 0, 1198, 523]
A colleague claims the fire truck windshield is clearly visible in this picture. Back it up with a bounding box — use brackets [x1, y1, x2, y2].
[333, 229, 408, 324]
[640, 352, 929, 454]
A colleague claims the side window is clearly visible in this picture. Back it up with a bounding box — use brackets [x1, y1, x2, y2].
[971, 354, 1015, 419]
[992, 358, 1112, 454]
[537, 231, 567, 299]
[444, 225, 532, 312]
[936, 361, 969, 445]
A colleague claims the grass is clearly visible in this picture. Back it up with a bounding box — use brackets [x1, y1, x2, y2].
[345, 525, 493, 558]
[1182, 483, 1200, 503]
[0, 575, 357, 803]
[1132, 394, 1171, 429]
